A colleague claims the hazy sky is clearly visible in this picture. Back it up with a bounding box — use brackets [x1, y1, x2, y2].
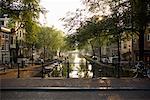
[39, 0, 82, 32]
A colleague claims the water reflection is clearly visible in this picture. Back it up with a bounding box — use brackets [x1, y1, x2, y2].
[69, 50, 93, 78]
[69, 50, 80, 78]
[42, 50, 93, 78]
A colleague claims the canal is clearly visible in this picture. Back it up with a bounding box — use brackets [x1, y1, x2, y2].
[36, 50, 93, 78]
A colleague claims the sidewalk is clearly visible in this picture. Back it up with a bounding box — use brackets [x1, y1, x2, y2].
[0, 64, 41, 79]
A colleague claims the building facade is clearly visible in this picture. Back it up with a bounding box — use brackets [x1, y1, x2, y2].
[133, 24, 150, 65]
[0, 14, 11, 64]
[0, 27, 11, 63]
[0, 14, 26, 64]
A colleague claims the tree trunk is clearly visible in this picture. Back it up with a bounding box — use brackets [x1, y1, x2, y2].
[90, 42, 95, 56]
[139, 29, 145, 61]
[117, 35, 121, 78]
[138, 0, 147, 62]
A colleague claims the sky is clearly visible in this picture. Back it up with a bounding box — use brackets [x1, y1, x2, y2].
[39, 0, 82, 33]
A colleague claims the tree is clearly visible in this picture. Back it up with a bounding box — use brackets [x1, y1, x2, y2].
[36, 26, 65, 60]
[80, 0, 149, 78]
[25, 21, 40, 45]
[6, 18, 16, 28]
[63, 34, 77, 51]
[0, 0, 45, 38]
[82, 0, 150, 61]
[0, 0, 43, 21]
[130, 0, 149, 61]
[60, 8, 89, 34]
[0, 0, 45, 59]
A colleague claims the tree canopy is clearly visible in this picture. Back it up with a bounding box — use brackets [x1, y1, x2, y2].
[82, 0, 149, 61]
[61, 0, 149, 61]
[0, 0, 45, 36]
[35, 26, 65, 56]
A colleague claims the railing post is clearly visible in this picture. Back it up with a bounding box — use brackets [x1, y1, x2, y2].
[67, 60, 70, 78]
[41, 59, 44, 78]
[17, 63, 20, 78]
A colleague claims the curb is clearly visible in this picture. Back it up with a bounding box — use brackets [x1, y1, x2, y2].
[1, 87, 150, 91]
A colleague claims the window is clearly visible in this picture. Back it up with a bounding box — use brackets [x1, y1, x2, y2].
[2, 34, 5, 38]
[20, 32, 22, 37]
[147, 34, 150, 41]
[124, 43, 127, 49]
[0, 21, 4, 26]
[11, 36, 13, 44]
[5, 34, 8, 38]
[2, 45, 5, 50]
[129, 45, 131, 48]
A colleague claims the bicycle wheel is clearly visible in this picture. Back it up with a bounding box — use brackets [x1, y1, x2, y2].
[130, 68, 138, 78]
[147, 69, 150, 78]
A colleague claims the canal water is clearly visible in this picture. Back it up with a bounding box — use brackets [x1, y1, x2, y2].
[34, 49, 136, 78]
[34, 50, 93, 78]
[69, 50, 93, 78]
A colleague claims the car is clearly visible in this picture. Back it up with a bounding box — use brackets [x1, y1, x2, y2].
[108, 56, 118, 64]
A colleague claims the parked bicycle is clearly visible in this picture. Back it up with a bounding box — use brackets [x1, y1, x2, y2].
[131, 61, 150, 78]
